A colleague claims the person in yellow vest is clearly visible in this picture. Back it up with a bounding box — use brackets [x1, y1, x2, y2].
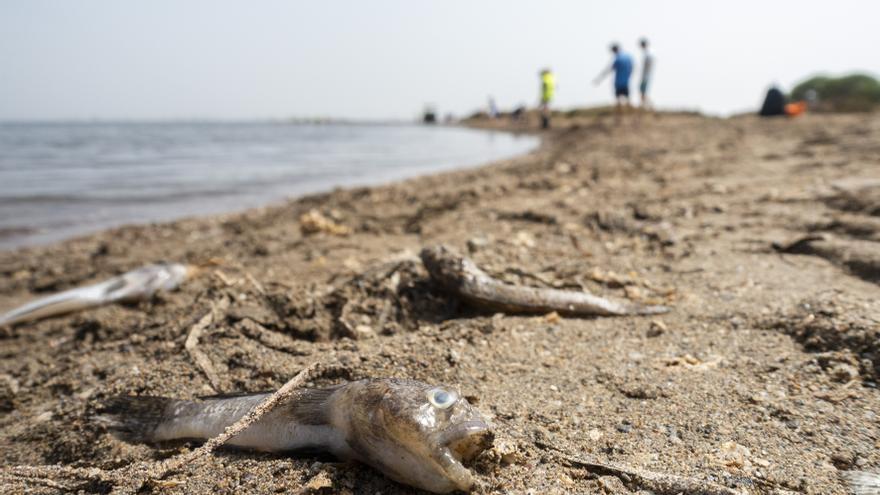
[539, 68, 556, 129]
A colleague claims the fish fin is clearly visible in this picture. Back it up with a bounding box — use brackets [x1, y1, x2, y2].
[198, 390, 275, 400]
[284, 386, 342, 426]
[200, 386, 339, 425]
[201, 386, 340, 425]
[842, 470, 880, 495]
[95, 395, 178, 442]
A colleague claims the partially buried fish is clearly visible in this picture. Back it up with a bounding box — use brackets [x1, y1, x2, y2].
[0, 262, 195, 326]
[98, 378, 494, 493]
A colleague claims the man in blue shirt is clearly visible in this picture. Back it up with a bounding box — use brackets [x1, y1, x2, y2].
[594, 43, 633, 119]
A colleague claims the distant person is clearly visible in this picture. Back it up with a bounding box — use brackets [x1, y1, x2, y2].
[487, 96, 499, 119]
[539, 68, 556, 129]
[804, 89, 819, 111]
[759, 85, 786, 117]
[423, 105, 437, 124]
[593, 43, 633, 119]
[638, 38, 654, 112]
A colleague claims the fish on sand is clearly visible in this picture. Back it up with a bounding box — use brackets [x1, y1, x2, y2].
[0, 262, 195, 326]
[98, 378, 493, 493]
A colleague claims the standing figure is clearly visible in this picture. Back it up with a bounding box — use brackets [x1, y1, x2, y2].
[593, 43, 633, 121]
[539, 68, 556, 129]
[487, 96, 499, 119]
[638, 38, 654, 112]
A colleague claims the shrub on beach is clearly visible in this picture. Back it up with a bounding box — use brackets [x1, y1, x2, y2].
[791, 73, 880, 112]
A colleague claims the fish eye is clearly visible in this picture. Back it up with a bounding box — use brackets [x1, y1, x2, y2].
[427, 387, 458, 409]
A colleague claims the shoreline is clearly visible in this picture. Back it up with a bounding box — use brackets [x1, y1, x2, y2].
[0, 122, 538, 252]
[1, 111, 879, 493]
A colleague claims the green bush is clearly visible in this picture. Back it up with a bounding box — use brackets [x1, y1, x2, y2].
[791, 73, 880, 112]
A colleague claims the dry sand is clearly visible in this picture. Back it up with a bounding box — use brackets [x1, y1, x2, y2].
[0, 111, 878, 494]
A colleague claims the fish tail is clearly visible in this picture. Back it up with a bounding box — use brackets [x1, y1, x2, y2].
[629, 303, 671, 316]
[96, 393, 272, 444]
[842, 470, 880, 495]
[0, 287, 105, 326]
[95, 395, 180, 442]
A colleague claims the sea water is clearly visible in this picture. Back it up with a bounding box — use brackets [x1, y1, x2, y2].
[0, 122, 537, 250]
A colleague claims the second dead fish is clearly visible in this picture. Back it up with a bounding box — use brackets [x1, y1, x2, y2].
[0, 262, 194, 326]
[421, 245, 669, 316]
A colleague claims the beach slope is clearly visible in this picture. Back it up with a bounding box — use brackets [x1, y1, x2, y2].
[1, 112, 878, 494]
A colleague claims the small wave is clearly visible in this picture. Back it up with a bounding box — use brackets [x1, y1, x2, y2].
[0, 188, 243, 206]
[0, 226, 37, 238]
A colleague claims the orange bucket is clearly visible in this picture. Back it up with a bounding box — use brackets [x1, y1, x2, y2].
[785, 101, 807, 117]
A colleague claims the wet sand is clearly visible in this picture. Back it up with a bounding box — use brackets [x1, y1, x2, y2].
[1, 111, 879, 494]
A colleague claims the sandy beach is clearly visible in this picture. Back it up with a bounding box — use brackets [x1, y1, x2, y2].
[1, 111, 879, 494]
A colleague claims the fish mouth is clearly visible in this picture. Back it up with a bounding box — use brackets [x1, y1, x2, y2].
[438, 420, 494, 462]
[430, 420, 494, 491]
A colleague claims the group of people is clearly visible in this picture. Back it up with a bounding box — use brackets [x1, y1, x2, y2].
[538, 38, 654, 128]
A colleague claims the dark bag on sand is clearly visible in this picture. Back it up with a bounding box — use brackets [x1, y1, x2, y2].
[759, 87, 786, 116]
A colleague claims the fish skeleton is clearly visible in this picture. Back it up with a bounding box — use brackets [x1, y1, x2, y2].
[0, 262, 193, 326]
[98, 378, 493, 493]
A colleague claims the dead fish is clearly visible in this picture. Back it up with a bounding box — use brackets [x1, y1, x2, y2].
[843, 470, 880, 495]
[421, 245, 670, 316]
[98, 378, 493, 493]
[0, 262, 194, 326]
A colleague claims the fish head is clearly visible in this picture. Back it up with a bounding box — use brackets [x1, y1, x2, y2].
[153, 263, 191, 291]
[338, 378, 493, 493]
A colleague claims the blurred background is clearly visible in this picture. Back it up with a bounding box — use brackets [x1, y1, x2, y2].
[0, 0, 877, 249]
[3, 0, 877, 120]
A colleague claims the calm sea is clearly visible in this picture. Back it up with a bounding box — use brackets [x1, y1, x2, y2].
[0, 122, 537, 250]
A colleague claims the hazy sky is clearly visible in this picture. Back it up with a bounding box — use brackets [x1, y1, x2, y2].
[2, 1, 877, 121]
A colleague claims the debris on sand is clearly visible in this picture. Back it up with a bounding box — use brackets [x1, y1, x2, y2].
[420, 244, 670, 316]
[759, 296, 880, 379]
[220, 254, 451, 342]
[184, 299, 230, 393]
[647, 319, 667, 337]
[827, 178, 880, 216]
[774, 233, 880, 284]
[491, 438, 523, 466]
[816, 214, 880, 242]
[713, 441, 769, 472]
[299, 209, 352, 236]
[554, 450, 742, 495]
[303, 470, 335, 492]
[662, 354, 721, 371]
